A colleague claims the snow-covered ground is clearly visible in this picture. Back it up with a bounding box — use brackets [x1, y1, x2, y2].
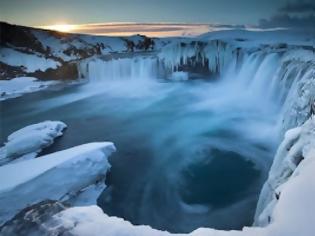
[0, 48, 60, 72]
[0, 142, 116, 225]
[0, 77, 59, 101]
[0, 121, 67, 165]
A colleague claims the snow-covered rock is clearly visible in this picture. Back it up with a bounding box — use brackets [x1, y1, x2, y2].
[0, 200, 67, 236]
[0, 142, 116, 225]
[0, 77, 59, 101]
[279, 53, 315, 132]
[255, 117, 315, 226]
[0, 48, 60, 73]
[0, 121, 67, 165]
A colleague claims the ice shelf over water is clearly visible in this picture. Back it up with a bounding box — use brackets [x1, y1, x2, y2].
[0, 121, 67, 165]
[0, 142, 116, 225]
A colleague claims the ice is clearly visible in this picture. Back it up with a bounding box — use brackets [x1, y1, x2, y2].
[255, 117, 315, 226]
[0, 121, 67, 165]
[279, 50, 315, 132]
[0, 142, 116, 224]
[0, 77, 59, 101]
[158, 40, 235, 75]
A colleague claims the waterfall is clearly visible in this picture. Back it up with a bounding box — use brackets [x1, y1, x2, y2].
[78, 42, 314, 133]
[221, 48, 315, 133]
[79, 57, 160, 82]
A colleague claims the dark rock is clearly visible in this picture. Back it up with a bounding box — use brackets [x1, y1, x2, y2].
[0, 22, 46, 54]
[0, 200, 69, 236]
[0, 62, 26, 79]
[30, 63, 79, 81]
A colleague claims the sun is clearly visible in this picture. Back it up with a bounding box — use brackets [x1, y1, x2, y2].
[44, 24, 76, 32]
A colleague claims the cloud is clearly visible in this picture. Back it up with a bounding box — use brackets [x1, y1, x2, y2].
[279, 1, 315, 13]
[40, 23, 245, 37]
[259, 0, 315, 29]
[259, 14, 315, 29]
[76, 23, 210, 37]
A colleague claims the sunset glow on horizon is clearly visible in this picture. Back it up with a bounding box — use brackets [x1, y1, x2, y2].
[37, 22, 216, 37]
[41, 23, 77, 32]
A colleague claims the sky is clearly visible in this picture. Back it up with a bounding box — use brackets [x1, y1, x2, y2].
[0, 0, 314, 36]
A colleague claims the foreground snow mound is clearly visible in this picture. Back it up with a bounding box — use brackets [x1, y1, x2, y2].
[0, 142, 116, 225]
[255, 117, 315, 226]
[0, 121, 67, 165]
[0, 77, 59, 101]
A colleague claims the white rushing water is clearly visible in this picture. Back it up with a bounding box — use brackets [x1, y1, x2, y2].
[79, 57, 160, 82]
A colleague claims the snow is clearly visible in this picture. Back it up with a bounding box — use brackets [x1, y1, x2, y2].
[0, 77, 59, 101]
[279, 52, 315, 132]
[255, 117, 315, 226]
[67, 182, 107, 206]
[0, 47, 60, 72]
[1, 26, 315, 235]
[33, 30, 135, 61]
[32, 31, 85, 61]
[0, 121, 67, 165]
[36, 118, 315, 236]
[0, 142, 116, 225]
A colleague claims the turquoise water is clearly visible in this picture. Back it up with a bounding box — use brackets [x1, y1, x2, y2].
[0, 78, 279, 233]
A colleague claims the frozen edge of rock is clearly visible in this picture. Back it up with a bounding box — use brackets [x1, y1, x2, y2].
[0, 121, 67, 165]
[0, 142, 116, 225]
[254, 117, 315, 226]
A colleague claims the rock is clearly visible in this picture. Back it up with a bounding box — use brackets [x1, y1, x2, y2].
[0, 200, 68, 236]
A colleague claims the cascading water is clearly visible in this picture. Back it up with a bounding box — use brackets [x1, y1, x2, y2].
[2, 41, 314, 233]
[79, 57, 160, 82]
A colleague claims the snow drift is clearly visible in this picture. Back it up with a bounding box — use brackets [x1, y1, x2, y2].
[0, 121, 67, 165]
[254, 117, 315, 226]
[0, 142, 116, 224]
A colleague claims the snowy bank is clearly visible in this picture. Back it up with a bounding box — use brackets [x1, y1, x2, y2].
[15, 118, 314, 236]
[0, 121, 67, 165]
[255, 117, 315, 226]
[0, 142, 116, 225]
[0, 77, 59, 101]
